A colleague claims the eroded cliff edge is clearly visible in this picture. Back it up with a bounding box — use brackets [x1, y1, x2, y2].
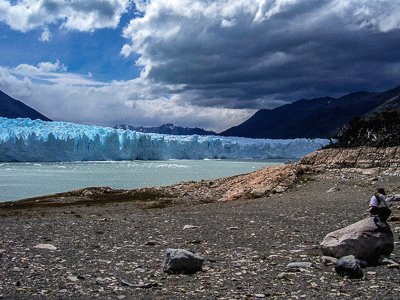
[300, 146, 400, 175]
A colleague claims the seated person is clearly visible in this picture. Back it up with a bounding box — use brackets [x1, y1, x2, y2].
[369, 188, 391, 221]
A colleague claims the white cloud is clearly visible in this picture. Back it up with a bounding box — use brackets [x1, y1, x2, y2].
[39, 27, 51, 42]
[0, 0, 130, 32]
[220, 18, 236, 28]
[0, 63, 252, 132]
[11, 60, 104, 86]
[37, 60, 67, 72]
[120, 43, 133, 58]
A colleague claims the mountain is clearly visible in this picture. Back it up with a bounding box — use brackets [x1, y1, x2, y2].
[114, 123, 217, 136]
[0, 90, 51, 121]
[334, 109, 400, 147]
[220, 85, 400, 139]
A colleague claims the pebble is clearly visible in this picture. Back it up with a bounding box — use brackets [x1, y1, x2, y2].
[387, 264, 400, 269]
[67, 276, 79, 282]
[321, 256, 338, 266]
[33, 243, 57, 251]
[145, 241, 157, 246]
[183, 225, 200, 230]
[186, 239, 202, 244]
[227, 227, 239, 230]
[286, 262, 313, 270]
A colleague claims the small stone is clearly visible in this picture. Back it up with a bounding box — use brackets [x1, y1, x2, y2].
[67, 276, 79, 282]
[387, 263, 400, 269]
[380, 258, 398, 265]
[206, 257, 217, 263]
[186, 240, 202, 244]
[145, 241, 157, 246]
[286, 262, 313, 270]
[255, 294, 266, 299]
[321, 256, 338, 266]
[183, 225, 200, 230]
[335, 255, 364, 279]
[276, 272, 291, 280]
[33, 244, 57, 251]
[163, 248, 204, 274]
[227, 227, 239, 230]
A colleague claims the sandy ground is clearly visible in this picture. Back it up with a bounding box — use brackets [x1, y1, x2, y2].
[1, 167, 400, 299]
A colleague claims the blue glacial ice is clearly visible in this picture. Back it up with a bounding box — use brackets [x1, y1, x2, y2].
[0, 117, 330, 162]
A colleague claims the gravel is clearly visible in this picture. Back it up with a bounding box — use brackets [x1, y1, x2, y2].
[1, 169, 400, 299]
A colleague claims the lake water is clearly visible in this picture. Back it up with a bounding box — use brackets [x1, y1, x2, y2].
[0, 159, 285, 202]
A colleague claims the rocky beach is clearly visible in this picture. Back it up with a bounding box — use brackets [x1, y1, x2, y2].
[1, 146, 400, 299]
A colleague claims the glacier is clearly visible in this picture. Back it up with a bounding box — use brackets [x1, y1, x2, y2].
[0, 117, 330, 162]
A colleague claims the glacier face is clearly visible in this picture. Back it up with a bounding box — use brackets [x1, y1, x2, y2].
[0, 118, 330, 162]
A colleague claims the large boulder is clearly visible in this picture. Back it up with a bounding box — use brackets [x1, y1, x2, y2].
[320, 217, 394, 264]
[163, 248, 204, 274]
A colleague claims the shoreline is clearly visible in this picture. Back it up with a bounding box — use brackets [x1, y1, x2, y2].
[0, 159, 286, 204]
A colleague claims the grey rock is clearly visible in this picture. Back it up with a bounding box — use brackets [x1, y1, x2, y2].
[33, 243, 57, 251]
[183, 225, 200, 230]
[163, 248, 204, 274]
[320, 217, 394, 263]
[387, 263, 400, 269]
[144, 241, 157, 246]
[334, 255, 364, 279]
[286, 262, 313, 270]
[387, 194, 400, 202]
[320, 256, 338, 266]
[67, 276, 79, 282]
[380, 257, 398, 265]
[227, 226, 239, 230]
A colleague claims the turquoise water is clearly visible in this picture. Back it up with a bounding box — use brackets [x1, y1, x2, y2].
[0, 159, 285, 202]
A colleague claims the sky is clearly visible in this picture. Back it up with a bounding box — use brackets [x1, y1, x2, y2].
[0, 0, 400, 132]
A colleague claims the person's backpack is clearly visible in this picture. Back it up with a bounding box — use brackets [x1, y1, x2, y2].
[378, 207, 391, 221]
[374, 193, 391, 221]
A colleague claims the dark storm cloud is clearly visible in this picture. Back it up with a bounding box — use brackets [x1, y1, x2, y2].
[124, 0, 400, 109]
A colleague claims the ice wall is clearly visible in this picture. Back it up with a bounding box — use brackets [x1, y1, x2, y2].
[0, 118, 330, 162]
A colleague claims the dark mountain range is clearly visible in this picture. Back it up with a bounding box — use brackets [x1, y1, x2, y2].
[220, 85, 400, 139]
[114, 123, 217, 136]
[0, 90, 51, 121]
[334, 109, 400, 147]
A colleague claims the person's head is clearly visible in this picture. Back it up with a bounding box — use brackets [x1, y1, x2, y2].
[377, 188, 386, 195]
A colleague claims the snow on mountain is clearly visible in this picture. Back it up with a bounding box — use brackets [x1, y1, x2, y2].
[114, 123, 217, 136]
[0, 118, 329, 162]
